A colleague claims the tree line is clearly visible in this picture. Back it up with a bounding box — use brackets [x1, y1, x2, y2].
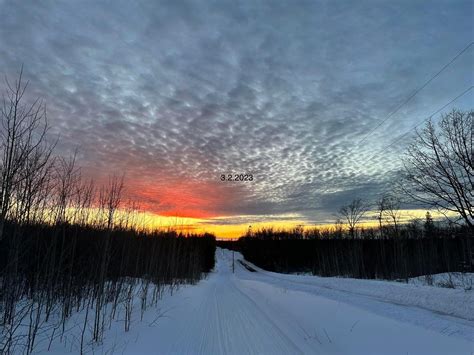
[237, 222, 471, 280]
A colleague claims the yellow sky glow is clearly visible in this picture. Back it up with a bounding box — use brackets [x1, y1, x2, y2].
[112, 208, 454, 239]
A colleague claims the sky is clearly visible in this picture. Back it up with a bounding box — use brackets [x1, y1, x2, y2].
[0, 0, 473, 237]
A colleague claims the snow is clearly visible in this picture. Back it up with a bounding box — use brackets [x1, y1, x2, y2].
[403, 272, 474, 290]
[40, 248, 473, 354]
[240, 259, 474, 323]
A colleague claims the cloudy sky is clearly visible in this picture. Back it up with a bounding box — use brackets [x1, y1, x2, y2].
[0, 0, 472, 236]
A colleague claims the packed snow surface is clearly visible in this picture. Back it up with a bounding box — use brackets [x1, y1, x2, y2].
[45, 248, 473, 354]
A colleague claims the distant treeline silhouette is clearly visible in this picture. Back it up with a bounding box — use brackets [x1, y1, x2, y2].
[236, 224, 472, 280]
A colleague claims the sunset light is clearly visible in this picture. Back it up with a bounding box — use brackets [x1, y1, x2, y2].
[0, 1, 472, 354]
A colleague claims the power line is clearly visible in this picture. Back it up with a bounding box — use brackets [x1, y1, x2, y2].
[317, 43, 473, 202]
[356, 41, 473, 147]
[366, 85, 474, 163]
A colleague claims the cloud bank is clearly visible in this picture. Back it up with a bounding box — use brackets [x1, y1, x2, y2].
[0, 0, 472, 223]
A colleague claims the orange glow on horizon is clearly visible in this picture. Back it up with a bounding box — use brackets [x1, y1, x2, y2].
[78, 174, 457, 239]
[121, 209, 456, 239]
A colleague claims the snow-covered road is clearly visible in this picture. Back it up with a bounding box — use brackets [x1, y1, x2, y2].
[42, 247, 473, 354]
[93, 247, 473, 355]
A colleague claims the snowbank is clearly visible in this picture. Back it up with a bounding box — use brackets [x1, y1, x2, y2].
[241, 257, 474, 321]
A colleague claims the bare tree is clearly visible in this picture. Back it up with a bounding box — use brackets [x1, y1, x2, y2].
[53, 152, 80, 225]
[401, 109, 473, 231]
[0, 68, 54, 239]
[377, 193, 402, 234]
[338, 198, 369, 238]
[93, 175, 124, 342]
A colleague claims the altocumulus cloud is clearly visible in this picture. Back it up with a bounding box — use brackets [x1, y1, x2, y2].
[0, 0, 472, 223]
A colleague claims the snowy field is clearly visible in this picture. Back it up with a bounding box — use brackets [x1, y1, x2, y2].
[40, 248, 473, 354]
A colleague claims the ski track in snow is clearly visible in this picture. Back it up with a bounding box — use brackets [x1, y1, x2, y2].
[45, 248, 474, 355]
